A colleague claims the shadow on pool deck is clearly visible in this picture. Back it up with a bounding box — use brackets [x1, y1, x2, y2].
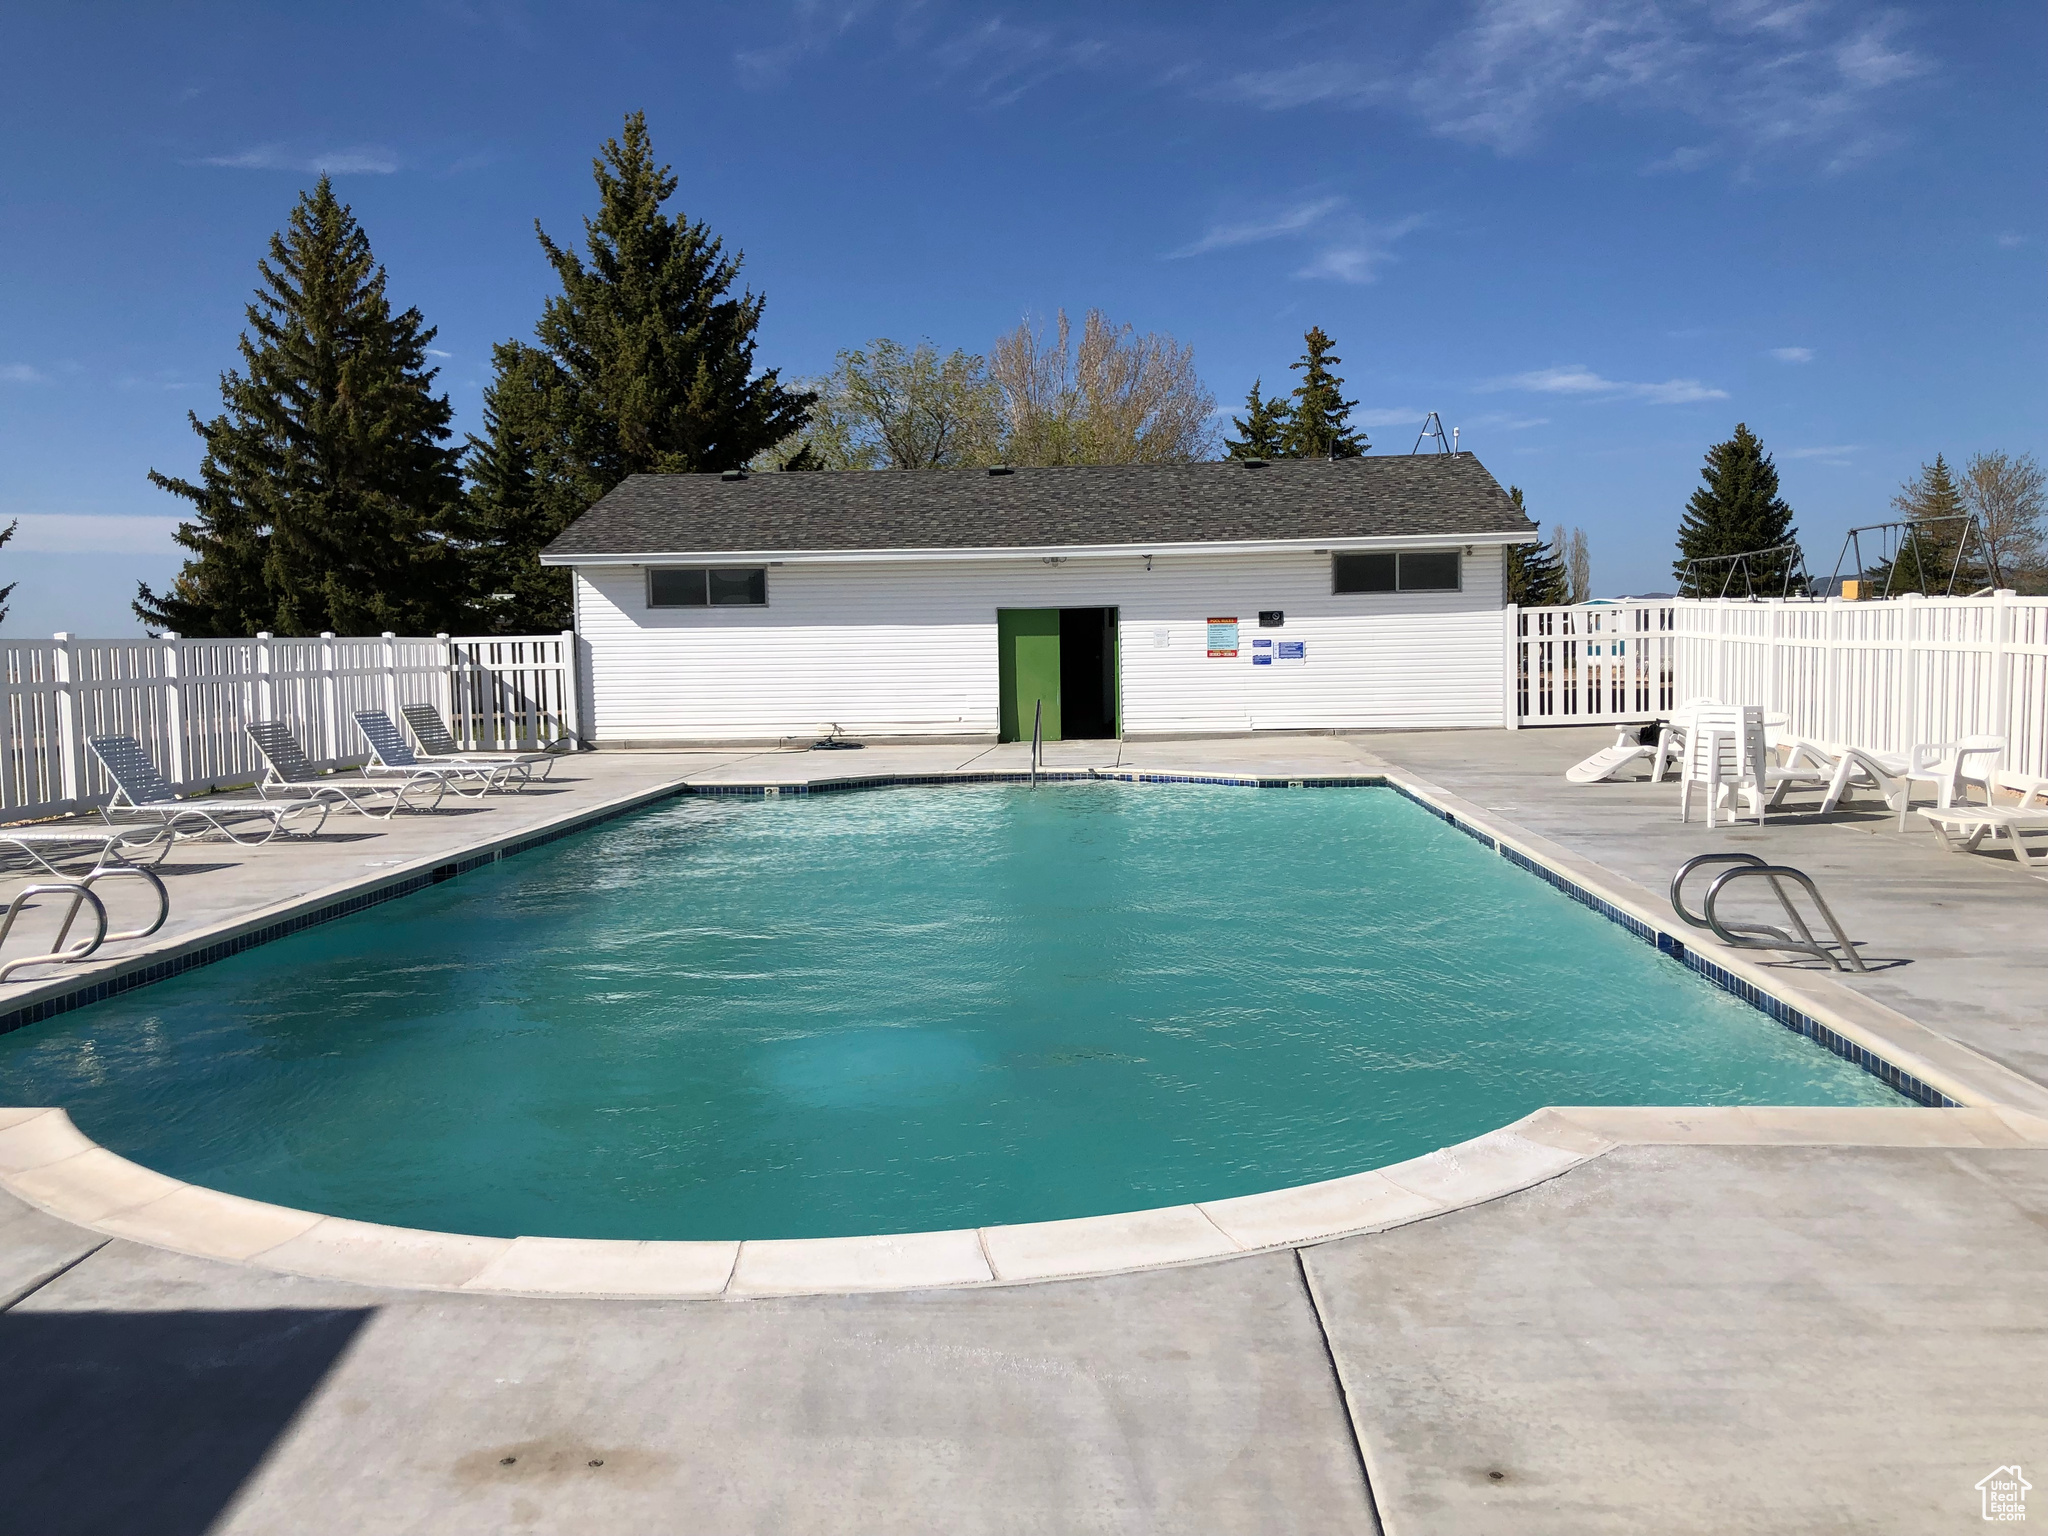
[0, 1306, 372, 1536]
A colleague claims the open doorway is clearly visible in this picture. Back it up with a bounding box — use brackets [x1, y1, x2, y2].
[1059, 607, 1118, 740]
[996, 606, 1120, 741]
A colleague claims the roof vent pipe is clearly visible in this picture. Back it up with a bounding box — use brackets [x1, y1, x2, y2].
[987, 464, 1013, 476]
[721, 469, 747, 482]
[1239, 457, 1267, 469]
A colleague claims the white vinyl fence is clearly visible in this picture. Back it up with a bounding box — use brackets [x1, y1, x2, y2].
[0, 630, 579, 822]
[1512, 594, 2048, 780]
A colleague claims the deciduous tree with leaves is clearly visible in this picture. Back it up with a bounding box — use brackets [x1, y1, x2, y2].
[987, 309, 1216, 465]
[769, 340, 1001, 471]
[137, 178, 465, 636]
[466, 112, 814, 630]
[1672, 423, 1800, 596]
[1960, 450, 2044, 592]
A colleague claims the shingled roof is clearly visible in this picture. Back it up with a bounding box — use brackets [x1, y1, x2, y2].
[540, 454, 1536, 561]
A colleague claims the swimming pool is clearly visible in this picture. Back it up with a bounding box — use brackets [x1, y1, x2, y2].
[0, 782, 1901, 1240]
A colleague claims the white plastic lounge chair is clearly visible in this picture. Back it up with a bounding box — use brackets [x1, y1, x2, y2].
[1916, 804, 2048, 868]
[1566, 725, 1655, 784]
[247, 721, 447, 818]
[87, 735, 329, 844]
[1819, 735, 2006, 831]
[402, 704, 568, 780]
[354, 711, 526, 794]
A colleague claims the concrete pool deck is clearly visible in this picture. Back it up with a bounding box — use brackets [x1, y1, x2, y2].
[2, 729, 2045, 1531]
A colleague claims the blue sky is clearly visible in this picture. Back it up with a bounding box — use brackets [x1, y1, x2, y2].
[1, 1, 2041, 633]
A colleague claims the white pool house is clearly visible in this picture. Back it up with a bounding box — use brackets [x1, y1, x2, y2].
[540, 455, 1542, 745]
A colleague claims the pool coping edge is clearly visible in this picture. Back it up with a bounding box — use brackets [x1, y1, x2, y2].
[4, 1104, 2043, 1300]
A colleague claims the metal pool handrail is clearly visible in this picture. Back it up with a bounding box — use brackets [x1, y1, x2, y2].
[1030, 699, 1043, 789]
[1668, 853, 1869, 973]
[0, 882, 109, 982]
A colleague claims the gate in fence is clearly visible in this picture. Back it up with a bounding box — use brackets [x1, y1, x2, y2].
[0, 630, 579, 822]
[1509, 601, 1678, 726]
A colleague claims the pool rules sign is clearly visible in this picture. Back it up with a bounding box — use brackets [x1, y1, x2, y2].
[1206, 618, 1239, 657]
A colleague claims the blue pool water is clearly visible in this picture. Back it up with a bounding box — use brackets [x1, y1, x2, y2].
[0, 783, 1900, 1239]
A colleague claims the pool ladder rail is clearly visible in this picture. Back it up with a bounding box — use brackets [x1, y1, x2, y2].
[1668, 853, 1869, 974]
[0, 865, 170, 983]
[1030, 698, 1044, 789]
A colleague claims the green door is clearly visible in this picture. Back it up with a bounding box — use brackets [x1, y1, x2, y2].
[998, 608, 1061, 742]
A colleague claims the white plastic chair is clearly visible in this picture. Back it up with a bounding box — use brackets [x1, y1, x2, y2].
[1679, 706, 1768, 826]
[1650, 697, 1721, 782]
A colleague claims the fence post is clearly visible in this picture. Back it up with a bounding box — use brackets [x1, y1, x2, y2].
[1501, 605, 1520, 730]
[255, 631, 274, 727]
[51, 632, 83, 810]
[1988, 588, 2012, 772]
[560, 629, 582, 745]
[162, 635, 189, 790]
[382, 631, 399, 717]
[437, 633, 460, 747]
[320, 633, 339, 763]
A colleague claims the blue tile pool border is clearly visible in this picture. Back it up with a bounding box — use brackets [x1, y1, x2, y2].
[0, 769, 1958, 1107]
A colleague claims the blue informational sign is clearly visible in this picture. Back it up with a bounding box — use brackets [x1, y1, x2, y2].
[1252, 638, 1273, 666]
[1277, 640, 1306, 663]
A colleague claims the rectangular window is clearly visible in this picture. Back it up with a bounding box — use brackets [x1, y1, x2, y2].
[648, 567, 766, 608]
[1398, 550, 1461, 591]
[708, 567, 767, 606]
[1332, 550, 1461, 594]
[1332, 552, 1397, 593]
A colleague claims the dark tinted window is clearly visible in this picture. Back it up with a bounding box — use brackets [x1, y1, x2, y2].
[648, 568, 708, 607]
[1398, 551, 1461, 591]
[708, 567, 768, 606]
[1333, 552, 1397, 593]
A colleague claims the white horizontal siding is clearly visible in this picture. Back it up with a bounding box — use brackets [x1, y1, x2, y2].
[573, 547, 1508, 741]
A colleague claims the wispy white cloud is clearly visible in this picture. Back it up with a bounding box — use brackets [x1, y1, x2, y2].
[1782, 443, 1859, 463]
[5, 514, 184, 554]
[1483, 364, 1728, 405]
[1295, 213, 1429, 282]
[1353, 407, 1429, 429]
[737, 2, 1107, 106]
[1770, 346, 1814, 363]
[1996, 232, 2028, 249]
[426, 348, 453, 359]
[1211, 0, 1929, 175]
[1170, 199, 1426, 284]
[0, 364, 45, 385]
[116, 373, 197, 392]
[1169, 197, 1344, 257]
[1463, 410, 1551, 430]
[198, 144, 398, 174]
[1645, 144, 1714, 175]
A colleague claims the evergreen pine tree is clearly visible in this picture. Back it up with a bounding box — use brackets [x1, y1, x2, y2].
[465, 112, 814, 631]
[1277, 327, 1367, 460]
[1672, 423, 1801, 595]
[1879, 454, 1980, 594]
[0, 519, 21, 627]
[1223, 379, 1290, 459]
[1503, 488, 1567, 606]
[137, 179, 465, 636]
